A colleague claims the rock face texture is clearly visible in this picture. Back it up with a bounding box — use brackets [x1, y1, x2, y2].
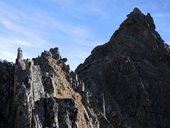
[0, 8, 170, 128]
[76, 8, 170, 128]
[0, 48, 98, 128]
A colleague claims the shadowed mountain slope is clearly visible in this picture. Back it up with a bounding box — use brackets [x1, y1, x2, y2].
[76, 8, 170, 128]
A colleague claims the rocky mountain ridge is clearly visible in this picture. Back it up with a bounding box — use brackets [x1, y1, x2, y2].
[0, 47, 110, 128]
[0, 8, 170, 128]
[76, 8, 170, 128]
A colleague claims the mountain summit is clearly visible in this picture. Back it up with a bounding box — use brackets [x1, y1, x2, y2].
[1, 8, 170, 128]
[76, 8, 170, 128]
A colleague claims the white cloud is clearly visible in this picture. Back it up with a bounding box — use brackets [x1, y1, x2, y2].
[14, 40, 33, 47]
[0, 1, 103, 70]
[0, 17, 17, 30]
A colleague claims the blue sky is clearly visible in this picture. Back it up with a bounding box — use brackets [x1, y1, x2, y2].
[0, 0, 170, 70]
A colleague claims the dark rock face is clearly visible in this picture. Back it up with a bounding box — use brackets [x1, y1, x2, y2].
[76, 8, 170, 128]
[0, 61, 14, 128]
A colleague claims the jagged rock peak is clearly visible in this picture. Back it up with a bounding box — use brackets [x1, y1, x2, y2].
[132, 7, 142, 14]
[17, 47, 23, 60]
[127, 7, 144, 17]
[127, 8, 155, 29]
[40, 47, 60, 59]
[111, 8, 157, 40]
[1, 47, 98, 128]
[146, 12, 156, 29]
[76, 8, 170, 128]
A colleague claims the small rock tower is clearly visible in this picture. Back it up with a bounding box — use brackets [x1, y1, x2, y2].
[17, 47, 23, 60]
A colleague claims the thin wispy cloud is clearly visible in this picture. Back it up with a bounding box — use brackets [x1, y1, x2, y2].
[0, 0, 169, 70]
[0, 4, 48, 48]
[0, 0, 101, 70]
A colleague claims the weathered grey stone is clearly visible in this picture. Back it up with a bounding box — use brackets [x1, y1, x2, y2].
[50, 47, 60, 60]
[0, 47, 82, 128]
[17, 47, 23, 60]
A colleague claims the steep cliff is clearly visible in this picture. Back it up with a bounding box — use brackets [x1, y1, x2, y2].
[0, 47, 104, 128]
[76, 8, 170, 128]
